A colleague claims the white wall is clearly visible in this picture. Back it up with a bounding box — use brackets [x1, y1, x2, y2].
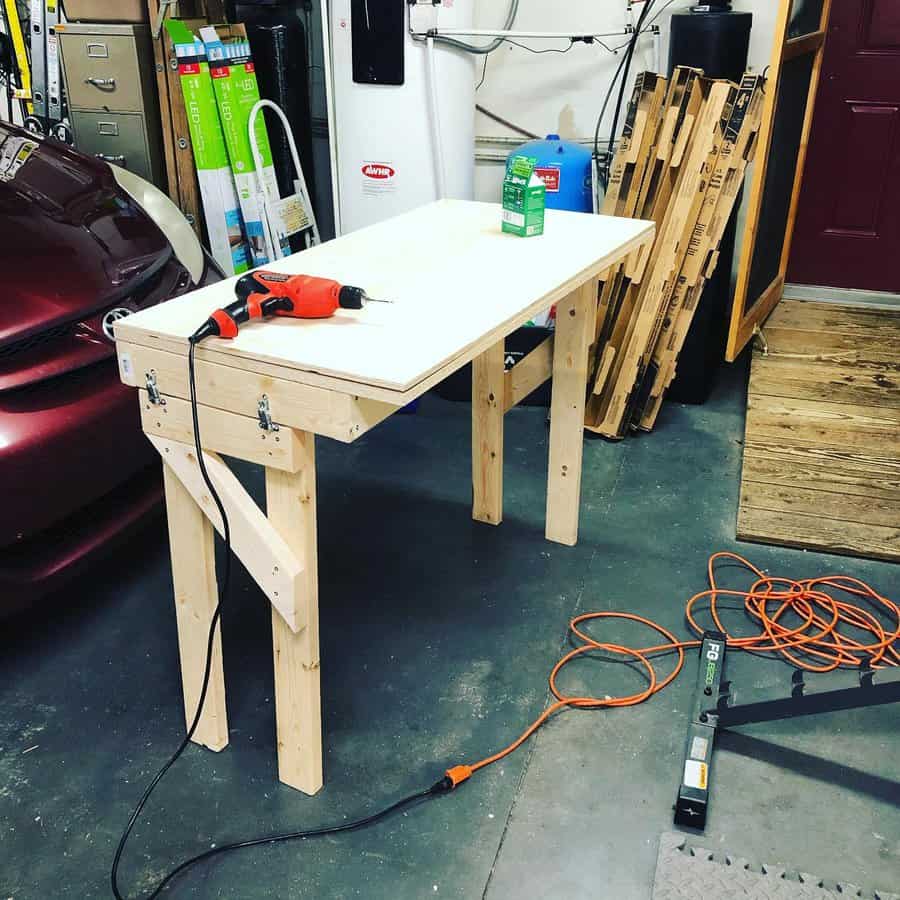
[473, 0, 778, 202]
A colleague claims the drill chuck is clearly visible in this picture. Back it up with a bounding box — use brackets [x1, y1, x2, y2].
[338, 286, 366, 310]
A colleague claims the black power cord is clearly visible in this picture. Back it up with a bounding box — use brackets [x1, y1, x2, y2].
[601, 0, 657, 191]
[110, 340, 455, 898]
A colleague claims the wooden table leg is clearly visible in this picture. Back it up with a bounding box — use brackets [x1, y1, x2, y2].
[472, 338, 505, 525]
[265, 433, 323, 795]
[546, 280, 596, 546]
[162, 463, 229, 751]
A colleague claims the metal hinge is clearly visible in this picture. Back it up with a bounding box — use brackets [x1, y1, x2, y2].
[152, 0, 179, 40]
[145, 370, 165, 405]
[257, 395, 279, 432]
[752, 324, 769, 357]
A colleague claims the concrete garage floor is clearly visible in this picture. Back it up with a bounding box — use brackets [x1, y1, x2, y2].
[2, 360, 898, 899]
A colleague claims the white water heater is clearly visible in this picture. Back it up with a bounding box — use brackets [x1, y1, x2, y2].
[327, 0, 475, 235]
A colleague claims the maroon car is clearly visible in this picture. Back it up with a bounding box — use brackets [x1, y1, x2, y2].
[0, 122, 220, 613]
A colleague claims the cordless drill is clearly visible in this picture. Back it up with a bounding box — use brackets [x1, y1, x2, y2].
[189, 270, 386, 344]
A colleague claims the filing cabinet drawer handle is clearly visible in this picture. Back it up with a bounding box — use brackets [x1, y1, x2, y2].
[95, 153, 126, 165]
[85, 76, 116, 88]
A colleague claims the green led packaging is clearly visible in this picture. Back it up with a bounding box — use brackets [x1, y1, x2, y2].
[502, 155, 546, 238]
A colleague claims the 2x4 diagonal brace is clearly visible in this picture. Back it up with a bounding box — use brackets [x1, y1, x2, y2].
[148, 435, 306, 633]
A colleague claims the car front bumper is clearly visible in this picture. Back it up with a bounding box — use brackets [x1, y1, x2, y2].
[0, 359, 165, 612]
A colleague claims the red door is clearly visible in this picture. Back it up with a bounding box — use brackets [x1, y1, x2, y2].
[788, 0, 900, 293]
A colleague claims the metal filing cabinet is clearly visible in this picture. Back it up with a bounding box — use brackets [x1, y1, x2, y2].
[57, 23, 164, 186]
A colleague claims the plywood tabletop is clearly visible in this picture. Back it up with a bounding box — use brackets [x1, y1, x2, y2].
[116, 200, 654, 399]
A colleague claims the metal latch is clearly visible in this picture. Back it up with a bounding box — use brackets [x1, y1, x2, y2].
[145, 370, 165, 405]
[257, 395, 279, 432]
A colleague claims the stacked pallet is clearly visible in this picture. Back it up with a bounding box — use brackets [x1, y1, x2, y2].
[586, 68, 765, 438]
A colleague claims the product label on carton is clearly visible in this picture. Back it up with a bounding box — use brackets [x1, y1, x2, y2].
[200, 26, 288, 266]
[502, 155, 546, 238]
[166, 21, 249, 276]
[534, 166, 561, 193]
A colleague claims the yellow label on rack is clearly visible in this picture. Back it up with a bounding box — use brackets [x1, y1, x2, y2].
[684, 760, 708, 790]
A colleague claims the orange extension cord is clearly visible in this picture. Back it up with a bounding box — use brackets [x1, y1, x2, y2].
[445, 552, 900, 787]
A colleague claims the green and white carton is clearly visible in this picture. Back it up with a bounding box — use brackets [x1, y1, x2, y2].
[200, 26, 288, 266]
[165, 21, 249, 276]
[502, 155, 546, 237]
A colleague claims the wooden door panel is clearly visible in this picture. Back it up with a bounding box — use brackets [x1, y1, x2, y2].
[828, 102, 898, 234]
[864, 0, 900, 49]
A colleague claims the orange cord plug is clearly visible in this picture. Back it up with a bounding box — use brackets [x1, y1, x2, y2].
[444, 765, 473, 788]
[446, 552, 898, 785]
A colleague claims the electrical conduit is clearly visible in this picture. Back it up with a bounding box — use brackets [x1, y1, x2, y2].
[426, 35, 447, 200]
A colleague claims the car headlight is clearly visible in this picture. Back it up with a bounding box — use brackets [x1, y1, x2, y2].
[108, 164, 205, 285]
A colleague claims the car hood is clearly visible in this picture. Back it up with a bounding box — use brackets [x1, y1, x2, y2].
[0, 123, 172, 348]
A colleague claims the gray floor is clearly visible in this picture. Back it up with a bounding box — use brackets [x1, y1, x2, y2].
[2, 361, 898, 899]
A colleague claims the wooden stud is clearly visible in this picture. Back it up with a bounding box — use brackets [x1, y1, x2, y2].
[266, 436, 324, 795]
[504, 335, 554, 412]
[149, 435, 306, 632]
[546, 280, 596, 545]
[139, 390, 305, 472]
[163, 463, 229, 751]
[146, 0, 178, 200]
[472, 339, 505, 525]
[119, 342, 399, 443]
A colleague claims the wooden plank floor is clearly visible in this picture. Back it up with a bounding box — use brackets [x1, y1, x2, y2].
[738, 300, 900, 561]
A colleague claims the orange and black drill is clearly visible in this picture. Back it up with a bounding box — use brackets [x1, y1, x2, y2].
[190, 270, 387, 344]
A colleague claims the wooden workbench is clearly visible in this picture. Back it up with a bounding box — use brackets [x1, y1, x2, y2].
[115, 199, 654, 794]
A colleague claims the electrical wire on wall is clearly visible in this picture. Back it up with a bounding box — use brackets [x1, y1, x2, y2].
[594, 0, 657, 192]
[419, 0, 521, 55]
[422, 0, 678, 196]
[413, 0, 640, 155]
[585, 0, 685, 207]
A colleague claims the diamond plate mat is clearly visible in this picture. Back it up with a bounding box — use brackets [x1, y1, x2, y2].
[652, 833, 899, 900]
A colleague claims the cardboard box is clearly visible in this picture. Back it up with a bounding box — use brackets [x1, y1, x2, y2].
[166, 21, 250, 276]
[200, 26, 286, 267]
[62, 0, 149, 23]
[502, 155, 546, 238]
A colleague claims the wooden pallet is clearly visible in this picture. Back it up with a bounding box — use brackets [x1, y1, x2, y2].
[737, 300, 900, 562]
[635, 73, 766, 431]
[588, 68, 705, 424]
[585, 68, 767, 438]
[588, 77, 736, 438]
[147, 0, 229, 236]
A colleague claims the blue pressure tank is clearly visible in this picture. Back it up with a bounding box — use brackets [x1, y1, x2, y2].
[508, 134, 593, 213]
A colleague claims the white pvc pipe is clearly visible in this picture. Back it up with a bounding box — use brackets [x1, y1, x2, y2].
[416, 28, 631, 39]
[321, 0, 342, 237]
[426, 36, 447, 200]
[248, 98, 322, 256]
